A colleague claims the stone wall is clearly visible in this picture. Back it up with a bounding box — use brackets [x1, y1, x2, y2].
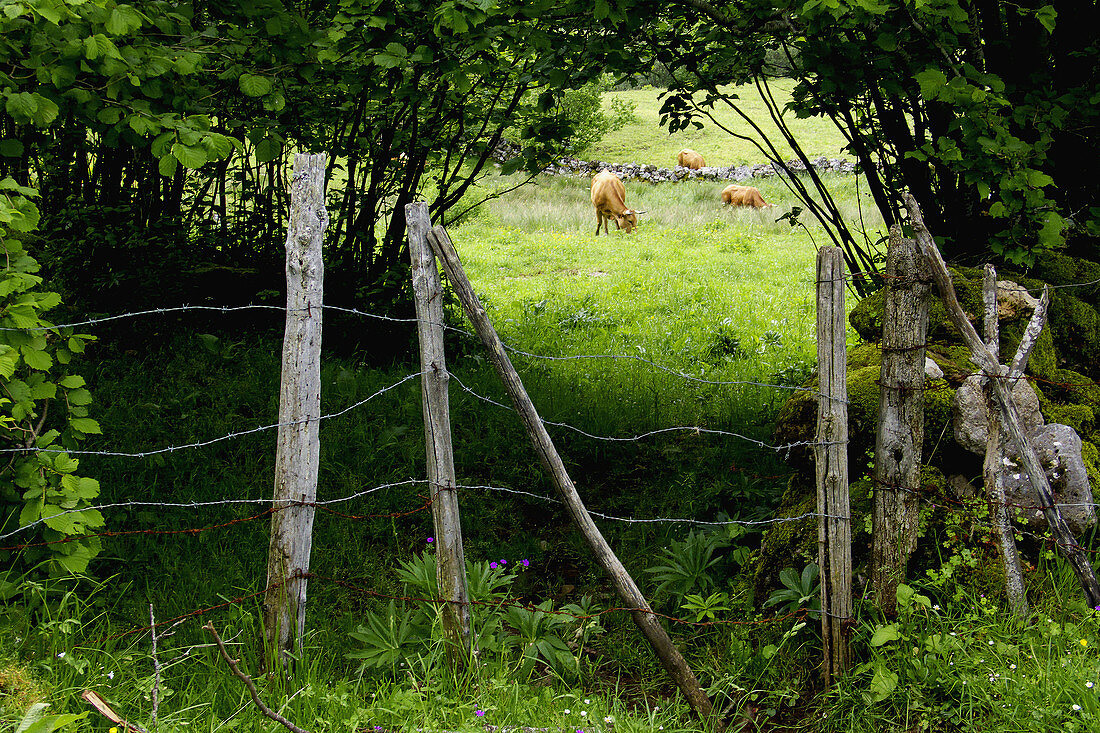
[492, 141, 856, 183]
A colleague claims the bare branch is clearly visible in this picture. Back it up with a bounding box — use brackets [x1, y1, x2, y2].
[203, 623, 313, 733]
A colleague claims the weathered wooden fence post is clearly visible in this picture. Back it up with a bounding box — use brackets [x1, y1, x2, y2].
[870, 226, 932, 616]
[905, 192, 1100, 608]
[981, 265, 1028, 618]
[815, 246, 851, 683]
[405, 203, 471, 655]
[264, 153, 327, 660]
[424, 223, 719, 727]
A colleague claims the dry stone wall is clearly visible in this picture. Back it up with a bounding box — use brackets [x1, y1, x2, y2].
[492, 141, 856, 183]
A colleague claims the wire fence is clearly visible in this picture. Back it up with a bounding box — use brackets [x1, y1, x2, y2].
[6, 267, 1100, 683]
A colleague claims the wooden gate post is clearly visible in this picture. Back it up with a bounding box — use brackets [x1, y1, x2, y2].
[424, 223, 718, 727]
[870, 227, 932, 616]
[405, 203, 471, 655]
[264, 153, 327, 660]
[815, 246, 851, 683]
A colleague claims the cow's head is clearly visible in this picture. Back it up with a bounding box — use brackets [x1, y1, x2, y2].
[617, 209, 646, 233]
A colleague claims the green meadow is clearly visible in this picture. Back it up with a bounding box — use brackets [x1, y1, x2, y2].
[5, 86, 1100, 733]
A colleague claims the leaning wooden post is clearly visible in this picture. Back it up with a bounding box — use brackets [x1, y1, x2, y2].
[870, 227, 931, 616]
[981, 265, 1028, 618]
[425, 224, 719, 727]
[815, 247, 851, 684]
[405, 203, 471, 656]
[264, 153, 327, 660]
[905, 193, 1100, 607]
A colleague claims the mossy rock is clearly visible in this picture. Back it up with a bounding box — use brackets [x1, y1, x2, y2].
[1021, 251, 1100, 380]
[1084, 441, 1100, 501]
[752, 474, 818, 601]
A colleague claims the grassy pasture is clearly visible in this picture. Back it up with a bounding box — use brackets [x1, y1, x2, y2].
[7, 89, 1100, 733]
[587, 80, 853, 167]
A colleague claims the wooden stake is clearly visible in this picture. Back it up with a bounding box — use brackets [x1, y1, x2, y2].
[981, 265, 1028, 618]
[870, 227, 931, 616]
[905, 192, 1100, 607]
[815, 246, 851, 683]
[264, 153, 327, 659]
[406, 203, 471, 654]
[425, 223, 718, 726]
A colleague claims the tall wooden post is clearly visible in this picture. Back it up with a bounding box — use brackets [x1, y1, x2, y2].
[815, 246, 851, 683]
[424, 223, 718, 727]
[870, 227, 931, 616]
[981, 265, 1028, 618]
[264, 153, 326, 659]
[405, 203, 471, 654]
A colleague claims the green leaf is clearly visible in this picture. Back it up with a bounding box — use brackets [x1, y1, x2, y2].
[914, 68, 948, 100]
[171, 142, 207, 169]
[373, 43, 408, 68]
[870, 623, 902, 646]
[5, 92, 38, 122]
[69, 417, 101, 434]
[867, 663, 899, 703]
[105, 4, 143, 34]
[255, 137, 282, 163]
[21, 347, 52, 371]
[239, 74, 273, 97]
[0, 139, 25, 157]
[32, 96, 59, 128]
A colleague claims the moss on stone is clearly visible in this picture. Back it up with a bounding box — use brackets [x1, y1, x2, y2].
[1044, 404, 1096, 439]
[1083, 441, 1100, 501]
[849, 288, 885, 343]
[848, 342, 883, 370]
[752, 474, 819, 601]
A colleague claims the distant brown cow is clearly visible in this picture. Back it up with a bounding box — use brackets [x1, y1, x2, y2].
[677, 148, 706, 169]
[721, 184, 774, 208]
[591, 170, 645, 235]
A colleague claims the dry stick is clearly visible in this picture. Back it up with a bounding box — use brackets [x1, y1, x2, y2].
[425, 224, 719, 727]
[905, 192, 1100, 607]
[203, 623, 313, 733]
[870, 228, 931, 617]
[149, 605, 160, 727]
[981, 266, 1028, 618]
[406, 202, 471, 655]
[264, 153, 327, 660]
[815, 246, 851, 684]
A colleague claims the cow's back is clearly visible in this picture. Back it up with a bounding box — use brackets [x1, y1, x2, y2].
[721, 184, 771, 208]
[592, 170, 626, 210]
[677, 148, 705, 169]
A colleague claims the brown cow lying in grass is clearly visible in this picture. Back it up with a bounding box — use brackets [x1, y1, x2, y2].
[591, 170, 645, 235]
[677, 148, 705, 169]
[721, 183, 774, 208]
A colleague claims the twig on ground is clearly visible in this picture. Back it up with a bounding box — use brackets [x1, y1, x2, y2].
[202, 622, 313, 733]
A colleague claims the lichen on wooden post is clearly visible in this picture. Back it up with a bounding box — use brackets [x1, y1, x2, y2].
[263, 153, 327, 660]
[815, 246, 852, 683]
[406, 202, 471, 657]
[870, 226, 932, 616]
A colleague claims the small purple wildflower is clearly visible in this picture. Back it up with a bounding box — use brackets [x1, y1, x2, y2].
[374, 727, 383, 731]
[475, 710, 485, 717]
[501, 559, 508, 565]
[521, 559, 530, 567]
[427, 537, 434, 543]
[490, 562, 498, 569]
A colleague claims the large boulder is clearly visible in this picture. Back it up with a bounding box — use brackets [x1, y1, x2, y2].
[953, 375, 1045, 455]
[1005, 424, 1096, 534]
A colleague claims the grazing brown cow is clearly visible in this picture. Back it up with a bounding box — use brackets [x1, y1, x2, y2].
[721, 183, 774, 208]
[677, 148, 706, 169]
[591, 171, 645, 235]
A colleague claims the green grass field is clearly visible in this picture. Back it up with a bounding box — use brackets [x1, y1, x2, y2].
[587, 80, 853, 167]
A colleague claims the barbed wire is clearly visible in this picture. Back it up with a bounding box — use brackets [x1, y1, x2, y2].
[0, 304, 291, 333]
[0, 370, 427, 458]
[447, 372, 833, 453]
